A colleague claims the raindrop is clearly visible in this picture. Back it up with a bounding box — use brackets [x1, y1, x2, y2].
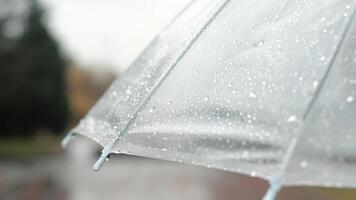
[299, 160, 308, 168]
[249, 92, 257, 98]
[346, 95, 354, 103]
[149, 106, 156, 112]
[106, 155, 111, 162]
[288, 115, 297, 122]
[253, 40, 264, 47]
[203, 97, 209, 101]
[313, 81, 319, 89]
[320, 56, 326, 61]
[126, 88, 132, 95]
[250, 171, 256, 177]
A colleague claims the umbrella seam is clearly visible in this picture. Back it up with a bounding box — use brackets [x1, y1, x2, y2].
[111, 0, 234, 149]
[271, 0, 290, 22]
[93, 0, 234, 170]
[61, 0, 199, 149]
[288, 4, 356, 184]
[303, 9, 356, 119]
[263, 7, 356, 200]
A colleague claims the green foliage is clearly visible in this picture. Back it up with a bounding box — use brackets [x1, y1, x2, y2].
[0, 0, 69, 136]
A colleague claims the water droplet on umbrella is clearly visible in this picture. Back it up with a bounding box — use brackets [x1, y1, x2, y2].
[126, 88, 132, 95]
[300, 160, 308, 168]
[250, 171, 256, 177]
[249, 92, 257, 98]
[149, 106, 156, 112]
[106, 155, 111, 162]
[288, 115, 297, 122]
[313, 81, 319, 89]
[346, 95, 354, 103]
[253, 40, 264, 47]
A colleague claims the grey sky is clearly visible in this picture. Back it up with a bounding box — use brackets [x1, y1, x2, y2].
[40, 0, 190, 73]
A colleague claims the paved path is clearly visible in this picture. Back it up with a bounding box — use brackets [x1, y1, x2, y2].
[0, 138, 334, 200]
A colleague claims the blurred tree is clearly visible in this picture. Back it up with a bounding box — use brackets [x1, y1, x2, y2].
[0, 0, 69, 137]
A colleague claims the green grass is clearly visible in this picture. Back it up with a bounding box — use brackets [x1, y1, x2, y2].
[0, 135, 60, 158]
[318, 188, 356, 200]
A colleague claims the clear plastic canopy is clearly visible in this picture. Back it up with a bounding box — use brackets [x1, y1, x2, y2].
[64, 0, 356, 197]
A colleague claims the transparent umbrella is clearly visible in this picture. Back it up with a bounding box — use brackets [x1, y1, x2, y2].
[62, 0, 356, 199]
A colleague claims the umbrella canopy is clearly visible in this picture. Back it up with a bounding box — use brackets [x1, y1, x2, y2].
[63, 0, 356, 199]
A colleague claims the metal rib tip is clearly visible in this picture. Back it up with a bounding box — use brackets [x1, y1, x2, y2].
[262, 177, 283, 200]
[93, 155, 107, 171]
[262, 186, 280, 200]
[61, 133, 74, 149]
[92, 146, 113, 171]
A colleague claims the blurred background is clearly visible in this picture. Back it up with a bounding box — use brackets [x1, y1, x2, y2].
[0, 0, 355, 199]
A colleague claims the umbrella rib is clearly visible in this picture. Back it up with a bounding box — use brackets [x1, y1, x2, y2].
[60, 1, 199, 149]
[263, 8, 356, 200]
[165, 0, 197, 28]
[93, 0, 234, 171]
[303, 9, 356, 119]
[271, 0, 290, 22]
